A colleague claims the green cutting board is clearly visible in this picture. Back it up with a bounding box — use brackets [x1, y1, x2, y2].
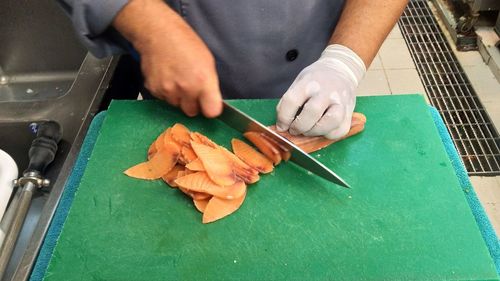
[45, 95, 498, 281]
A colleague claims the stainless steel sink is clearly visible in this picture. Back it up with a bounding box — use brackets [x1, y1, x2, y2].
[0, 1, 118, 280]
[0, 0, 87, 103]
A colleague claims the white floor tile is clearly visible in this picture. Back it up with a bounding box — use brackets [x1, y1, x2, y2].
[469, 176, 500, 236]
[462, 65, 500, 104]
[385, 69, 426, 95]
[453, 49, 487, 67]
[379, 38, 416, 70]
[368, 54, 383, 71]
[356, 70, 391, 96]
[482, 101, 500, 130]
[387, 24, 404, 39]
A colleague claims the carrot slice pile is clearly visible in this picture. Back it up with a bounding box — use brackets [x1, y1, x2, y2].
[190, 141, 238, 186]
[125, 143, 179, 180]
[125, 114, 366, 223]
[185, 158, 205, 171]
[203, 192, 246, 224]
[243, 132, 282, 165]
[175, 172, 246, 200]
[231, 139, 273, 174]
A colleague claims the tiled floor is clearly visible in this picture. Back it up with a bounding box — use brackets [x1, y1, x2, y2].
[356, 5, 500, 236]
[356, 24, 427, 99]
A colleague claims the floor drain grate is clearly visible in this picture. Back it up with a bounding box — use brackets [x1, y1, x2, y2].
[398, 0, 500, 175]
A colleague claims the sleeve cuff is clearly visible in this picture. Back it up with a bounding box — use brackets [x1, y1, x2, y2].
[71, 0, 131, 58]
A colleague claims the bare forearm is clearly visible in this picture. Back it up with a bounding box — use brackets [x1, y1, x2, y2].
[330, 0, 409, 67]
[111, 0, 222, 117]
[112, 0, 189, 54]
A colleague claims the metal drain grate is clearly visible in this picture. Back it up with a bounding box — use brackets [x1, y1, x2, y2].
[398, 0, 500, 175]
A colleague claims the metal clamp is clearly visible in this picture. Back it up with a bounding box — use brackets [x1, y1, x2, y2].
[13, 172, 50, 189]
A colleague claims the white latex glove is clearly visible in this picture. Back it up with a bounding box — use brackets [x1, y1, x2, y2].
[276, 44, 366, 139]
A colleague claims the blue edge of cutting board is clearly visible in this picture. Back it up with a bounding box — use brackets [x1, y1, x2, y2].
[30, 101, 500, 280]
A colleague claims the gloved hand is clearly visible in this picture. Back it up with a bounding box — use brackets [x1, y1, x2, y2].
[276, 44, 366, 139]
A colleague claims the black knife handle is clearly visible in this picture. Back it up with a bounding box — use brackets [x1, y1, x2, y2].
[24, 121, 63, 175]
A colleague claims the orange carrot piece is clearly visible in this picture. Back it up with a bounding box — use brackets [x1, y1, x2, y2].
[124, 143, 179, 180]
[192, 192, 211, 201]
[191, 141, 237, 186]
[260, 133, 291, 162]
[243, 131, 282, 165]
[171, 123, 191, 147]
[154, 130, 168, 152]
[176, 168, 194, 179]
[203, 190, 246, 224]
[178, 187, 211, 200]
[147, 141, 157, 160]
[163, 127, 182, 150]
[181, 146, 198, 163]
[191, 132, 258, 183]
[231, 139, 274, 174]
[194, 198, 210, 213]
[190, 132, 218, 148]
[161, 164, 185, 187]
[185, 158, 205, 171]
[175, 172, 246, 200]
[218, 147, 260, 184]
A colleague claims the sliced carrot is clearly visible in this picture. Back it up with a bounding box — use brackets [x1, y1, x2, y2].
[147, 141, 157, 160]
[218, 147, 260, 184]
[193, 197, 211, 213]
[124, 143, 179, 180]
[347, 123, 365, 138]
[231, 139, 274, 174]
[190, 132, 218, 148]
[181, 146, 198, 163]
[175, 172, 246, 200]
[203, 190, 246, 224]
[185, 158, 205, 171]
[178, 187, 210, 200]
[176, 168, 194, 179]
[171, 123, 191, 147]
[191, 141, 237, 186]
[260, 133, 291, 162]
[190, 132, 258, 183]
[351, 112, 367, 127]
[154, 130, 168, 152]
[192, 192, 211, 201]
[164, 127, 182, 151]
[161, 164, 185, 187]
[243, 131, 282, 165]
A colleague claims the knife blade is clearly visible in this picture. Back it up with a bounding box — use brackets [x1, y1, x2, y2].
[218, 101, 350, 188]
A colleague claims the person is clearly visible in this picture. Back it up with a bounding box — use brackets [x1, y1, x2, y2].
[58, 0, 408, 139]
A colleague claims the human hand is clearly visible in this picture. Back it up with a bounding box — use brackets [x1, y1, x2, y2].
[113, 0, 222, 117]
[276, 44, 366, 139]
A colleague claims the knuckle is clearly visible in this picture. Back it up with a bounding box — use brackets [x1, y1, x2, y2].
[286, 98, 304, 109]
[326, 123, 350, 140]
[327, 111, 344, 124]
[176, 80, 195, 93]
[305, 102, 323, 115]
[193, 68, 211, 84]
[160, 81, 176, 93]
[327, 105, 346, 121]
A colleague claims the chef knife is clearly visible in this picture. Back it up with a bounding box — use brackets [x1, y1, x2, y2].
[218, 101, 350, 188]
